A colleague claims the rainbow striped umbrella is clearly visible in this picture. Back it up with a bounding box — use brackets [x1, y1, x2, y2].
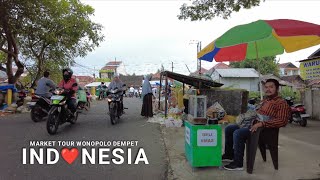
[198, 19, 320, 62]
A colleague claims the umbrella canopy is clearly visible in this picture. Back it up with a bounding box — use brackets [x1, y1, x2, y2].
[198, 19, 320, 62]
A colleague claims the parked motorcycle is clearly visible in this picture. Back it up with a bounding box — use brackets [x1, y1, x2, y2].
[247, 97, 258, 111]
[16, 90, 27, 107]
[46, 88, 78, 135]
[285, 97, 310, 127]
[107, 87, 126, 125]
[28, 95, 51, 122]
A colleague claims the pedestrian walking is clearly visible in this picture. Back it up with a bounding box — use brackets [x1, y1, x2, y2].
[141, 74, 153, 118]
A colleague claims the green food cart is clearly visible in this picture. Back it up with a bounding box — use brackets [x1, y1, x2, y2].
[185, 120, 222, 167]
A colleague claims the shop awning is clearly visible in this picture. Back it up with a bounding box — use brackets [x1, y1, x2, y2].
[160, 71, 223, 89]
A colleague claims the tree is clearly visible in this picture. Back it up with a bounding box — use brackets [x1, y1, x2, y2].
[229, 56, 280, 76]
[22, 61, 63, 88]
[0, 0, 104, 85]
[0, 51, 5, 71]
[178, 0, 262, 21]
[0, 0, 29, 84]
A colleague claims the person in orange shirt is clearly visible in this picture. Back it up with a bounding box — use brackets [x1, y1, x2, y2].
[58, 68, 78, 117]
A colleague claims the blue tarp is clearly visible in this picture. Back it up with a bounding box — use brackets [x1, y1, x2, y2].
[0, 84, 17, 92]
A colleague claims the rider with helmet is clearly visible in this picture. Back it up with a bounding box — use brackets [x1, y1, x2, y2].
[98, 82, 107, 100]
[58, 68, 78, 117]
[108, 73, 126, 112]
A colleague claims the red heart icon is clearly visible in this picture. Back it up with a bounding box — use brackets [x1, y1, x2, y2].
[61, 148, 79, 164]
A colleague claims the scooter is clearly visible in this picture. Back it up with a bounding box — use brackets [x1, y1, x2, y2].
[107, 88, 124, 125]
[285, 97, 310, 127]
[17, 90, 27, 107]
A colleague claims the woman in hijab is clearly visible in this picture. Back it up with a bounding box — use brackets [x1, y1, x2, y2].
[141, 74, 153, 118]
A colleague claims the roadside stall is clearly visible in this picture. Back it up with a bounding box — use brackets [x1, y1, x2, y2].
[159, 71, 224, 167]
[85, 82, 110, 97]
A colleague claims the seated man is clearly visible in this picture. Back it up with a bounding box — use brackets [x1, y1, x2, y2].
[222, 79, 291, 171]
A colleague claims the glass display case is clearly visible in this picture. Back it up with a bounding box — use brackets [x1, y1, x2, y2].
[188, 95, 207, 119]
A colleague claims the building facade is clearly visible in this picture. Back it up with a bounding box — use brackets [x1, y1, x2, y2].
[278, 62, 300, 76]
[100, 61, 128, 79]
[210, 68, 260, 91]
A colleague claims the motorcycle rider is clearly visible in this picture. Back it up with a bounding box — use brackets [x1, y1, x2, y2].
[58, 68, 78, 117]
[108, 73, 125, 112]
[139, 86, 142, 98]
[98, 82, 107, 100]
[35, 70, 56, 98]
[129, 86, 134, 97]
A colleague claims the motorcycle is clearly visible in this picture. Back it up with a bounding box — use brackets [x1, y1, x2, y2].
[107, 87, 126, 125]
[247, 97, 258, 111]
[46, 88, 78, 135]
[138, 89, 142, 98]
[285, 96, 310, 127]
[134, 91, 139, 98]
[86, 92, 91, 108]
[17, 90, 27, 107]
[28, 95, 51, 122]
[128, 91, 134, 98]
[98, 90, 106, 100]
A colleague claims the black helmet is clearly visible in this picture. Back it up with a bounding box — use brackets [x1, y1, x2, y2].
[62, 68, 73, 76]
[62, 68, 73, 81]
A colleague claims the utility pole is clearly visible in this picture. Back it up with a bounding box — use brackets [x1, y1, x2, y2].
[115, 57, 117, 74]
[93, 66, 96, 78]
[189, 40, 202, 75]
[198, 41, 202, 75]
[171, 61, 174, 72]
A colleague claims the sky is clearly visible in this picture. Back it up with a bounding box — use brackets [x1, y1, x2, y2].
[73, 0, 320, 76]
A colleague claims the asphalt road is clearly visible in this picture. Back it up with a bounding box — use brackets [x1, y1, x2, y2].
[0, 97, 167, 180]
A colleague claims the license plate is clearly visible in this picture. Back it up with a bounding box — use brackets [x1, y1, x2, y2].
[51, 95, 64, 100]
[27, 102, 36, 106]
[301, 114, 310, 118]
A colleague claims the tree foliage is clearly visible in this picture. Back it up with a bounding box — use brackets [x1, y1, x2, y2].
[0, 0, 104, 86]
[229, 56, 280, 76]
[0, 0, 28, 83]
[178, 0, 262, 21]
